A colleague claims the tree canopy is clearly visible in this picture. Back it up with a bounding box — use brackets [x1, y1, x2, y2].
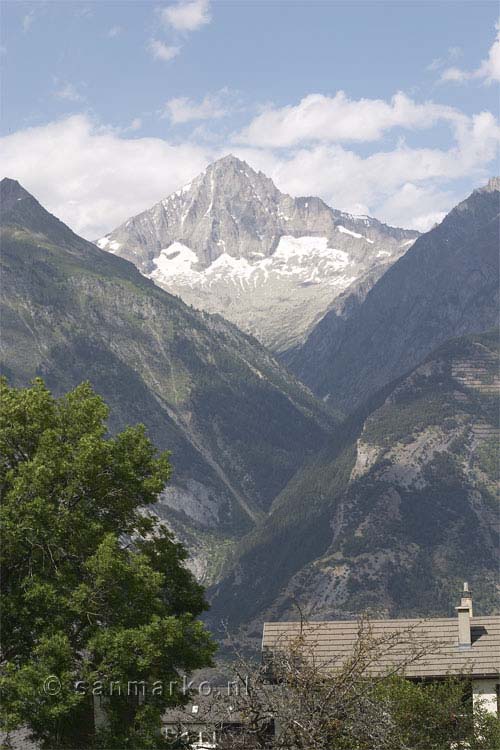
[0, 378, 215, 748]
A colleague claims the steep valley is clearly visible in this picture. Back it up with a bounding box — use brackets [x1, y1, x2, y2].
[0, 177, 338, 583]
[1, 175, 498, 641]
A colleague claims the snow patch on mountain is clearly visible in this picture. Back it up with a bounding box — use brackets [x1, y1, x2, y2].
[336, 225, 374, 243]
[151, 243, 200, 286]
[96, 237, 121, 253]
[150, 235, 356, 293]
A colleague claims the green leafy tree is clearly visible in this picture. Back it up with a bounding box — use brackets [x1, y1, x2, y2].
[378, 675, 500, 750]
[0, 378, 216, 748]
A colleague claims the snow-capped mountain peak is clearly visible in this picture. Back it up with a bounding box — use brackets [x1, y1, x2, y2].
[96, 156, 418, 351]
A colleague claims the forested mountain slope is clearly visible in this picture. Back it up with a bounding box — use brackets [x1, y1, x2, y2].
[0, 177, 337, 581]
[210, 331, 499, 636]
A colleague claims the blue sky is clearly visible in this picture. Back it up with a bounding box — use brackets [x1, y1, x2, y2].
[1, 0, 499, 238]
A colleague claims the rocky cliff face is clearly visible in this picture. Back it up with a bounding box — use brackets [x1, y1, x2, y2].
[0, 178, 338, 583]
[96, 155, 418, 351]
[210, 331, 499, 636]
[286, 179, 500, 413]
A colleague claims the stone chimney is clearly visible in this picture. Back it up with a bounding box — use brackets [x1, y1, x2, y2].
[456, 582, 473, 647]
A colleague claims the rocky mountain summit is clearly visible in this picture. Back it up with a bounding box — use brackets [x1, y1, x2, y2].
[96, 155, 418, 351]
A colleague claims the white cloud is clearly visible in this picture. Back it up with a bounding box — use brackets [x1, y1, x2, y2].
[117, 117, 144, 134]
[232, 91, 499, 229]
[162, 90, 230, 124]
[160, 0, 211, 32]
[22, 10, 36, 33]
[234, 108, 499, 230]
[108, 25, 123, 38]
[128, 118, 143, 131]
[75, 6, 93, 20]
[439, 66, 469, 84]
[53, 82, 85, 103]
[427, 46, 462, 72]
[476, 21, 500, 83]
[150, 1, 211, 64]
[440, 22, 500, 85]
[376, 183, 451, 232]
[1, 98, 498, 241]
[236, 92, 463, 148]
[0, 115, 213, 239]
[148, 39, 181, 61]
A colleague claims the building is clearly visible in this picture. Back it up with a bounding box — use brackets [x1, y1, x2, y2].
[262, 583, 500, 715]
[161, 689, 274, 749]
[162, 583, 499, 747]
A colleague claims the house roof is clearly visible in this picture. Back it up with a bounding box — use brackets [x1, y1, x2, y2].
[162, 690, 245, 726]
[262, 616, 500, 679]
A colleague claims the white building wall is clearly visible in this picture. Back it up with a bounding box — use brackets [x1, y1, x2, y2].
[472, 679, 499, 715]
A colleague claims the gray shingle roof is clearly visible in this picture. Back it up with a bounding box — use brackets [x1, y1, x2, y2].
[262, 616, 500, 679]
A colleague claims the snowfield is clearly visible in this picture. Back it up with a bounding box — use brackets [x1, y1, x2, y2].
[149, 236, 355, 292]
